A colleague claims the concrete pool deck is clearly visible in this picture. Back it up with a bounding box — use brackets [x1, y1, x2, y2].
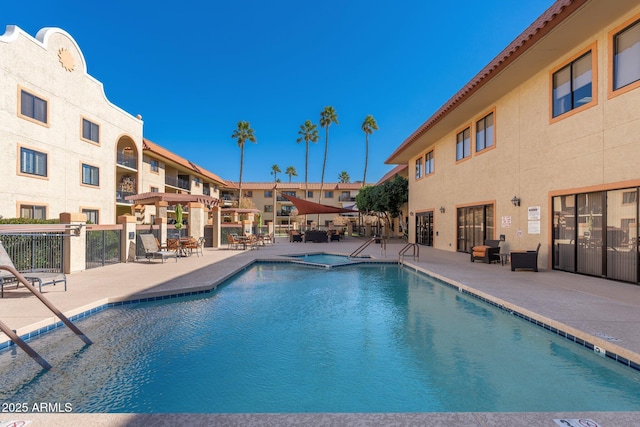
[1, 236, 640, 426]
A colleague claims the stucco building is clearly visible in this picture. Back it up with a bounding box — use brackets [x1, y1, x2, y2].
[386, 0, 640, 283]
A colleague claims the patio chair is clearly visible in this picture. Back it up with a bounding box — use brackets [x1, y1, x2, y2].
[139, 234, 177, 263]
[0, 241, 67, 297]
[290, 230, 303, 243]
[511, 243, 541, 272]
[195, 237, 206, 256]
[470, 239, 501, 264]
[227, 234, 240, 250]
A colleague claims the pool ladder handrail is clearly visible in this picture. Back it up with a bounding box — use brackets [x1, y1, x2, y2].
[0, 265, 92, 370]
[399, 243, 419, 264]
[349, 237, 377, 258]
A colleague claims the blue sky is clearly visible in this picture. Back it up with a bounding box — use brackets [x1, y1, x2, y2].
[5, 0, 555, 184]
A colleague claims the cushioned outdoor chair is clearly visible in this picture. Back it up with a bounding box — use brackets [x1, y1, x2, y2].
[470, 239, 501, 264]
[139, 234, 177, 263]
[511, 243, 541, 272]
[290, 230, 303, 242]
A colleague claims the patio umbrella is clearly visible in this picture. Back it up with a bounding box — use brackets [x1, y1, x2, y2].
[175, 203, 183, 231]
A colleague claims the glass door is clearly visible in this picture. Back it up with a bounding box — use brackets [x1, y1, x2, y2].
[415, 212, 433, 246]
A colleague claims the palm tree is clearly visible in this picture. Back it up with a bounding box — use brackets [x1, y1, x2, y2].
[361, 115, 378, 185]
[285, 166, 298, 182]
[296, 120, 319, 200]
[319, 106, 339, 204]
[338, 171, 350, 183]
[231, 121, 257, 202]
[271, 164, 281, 183]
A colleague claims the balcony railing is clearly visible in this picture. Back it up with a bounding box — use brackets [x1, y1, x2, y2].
[116, 152, 138, 169]
[339, 196, 356, 202]
[165, 176, 190, 190]
[116, 190, 136, 204]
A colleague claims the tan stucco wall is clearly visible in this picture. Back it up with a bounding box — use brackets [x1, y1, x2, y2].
[0, 26, 143, 223]
[407, 5, 640, 268]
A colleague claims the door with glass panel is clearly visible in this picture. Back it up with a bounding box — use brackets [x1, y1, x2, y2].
[457, 205, 494, 253]
[415, 212, 433, 246]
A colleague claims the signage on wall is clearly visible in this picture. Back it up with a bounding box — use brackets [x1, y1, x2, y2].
[501, 216, 511, 228]
[528, 206, 541, 235]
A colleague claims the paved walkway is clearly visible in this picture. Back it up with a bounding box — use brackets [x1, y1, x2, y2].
[1, 236, 640, 426]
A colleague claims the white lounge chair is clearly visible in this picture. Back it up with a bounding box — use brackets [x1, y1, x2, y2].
[139, 234, 177, 263]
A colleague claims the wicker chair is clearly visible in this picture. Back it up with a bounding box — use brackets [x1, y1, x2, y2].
[470, 239, 501, 264]
[511, 243, 541, 272]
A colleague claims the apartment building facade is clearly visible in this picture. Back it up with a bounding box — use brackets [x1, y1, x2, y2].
[386, 0, 640, 283]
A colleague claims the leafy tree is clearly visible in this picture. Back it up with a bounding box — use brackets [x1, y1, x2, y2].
[296, 120, 319, 200]
[319, 106, 338, 203]
[338, 171, 350, 183]
[361, 115, 378, 185]
[355, 175, 407, 234]
[231, 121, 257, 201]
[271, 164, 281, 183]
[285, 166, 298, 182]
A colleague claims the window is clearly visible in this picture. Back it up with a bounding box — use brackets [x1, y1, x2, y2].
[82, 164, 100, 186]
[623, 190, 637, 204]
[613, 19, 640, 91]
[20, 204, 46, 219]
[307, 191, 313, 198]
[150, 186, 159, 193]
[456, 128, 471, 161]
[283, 191, 296, 197]
[552, 51, 593, 118]
[82, 118, 99, 143]
[20, 147, 47, 177]
[415, 156, 423, 179]
[194, 177, 200, 186]
[245, 191, 253, 197]
[425, 151, 434, 175]
[325, 191, 334, 198]
[264, 190, 273, 198]
[20, 89, 48, 124]
[150, 159, 159, 172]
[476, 112, 494, 152]
[264, 205, 273, 213]
[82, 209, 99, 224]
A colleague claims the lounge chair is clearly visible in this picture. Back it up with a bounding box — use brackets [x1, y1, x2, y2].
[139, 234, 177, 263]
[0, 241, 67, 297]
[259, 233, 273, 245]
[470, 239, 501, 264]
[511, 243, 541, 272]
[194, 237, 206, 256]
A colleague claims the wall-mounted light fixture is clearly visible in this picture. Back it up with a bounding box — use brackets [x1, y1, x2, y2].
[439, 206, 446, 214]
[409, 211, 414, 216]
[511, 196, 521, 207]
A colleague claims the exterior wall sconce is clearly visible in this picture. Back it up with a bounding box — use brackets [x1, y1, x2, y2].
[511, 196, 521, 207]
[409, 211, 414, 216]
[439, 206, 446, 213]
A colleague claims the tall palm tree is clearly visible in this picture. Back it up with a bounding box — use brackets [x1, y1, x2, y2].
[338, 171, 350, 183]
[296, 120, 319, 200]
[319, 106, 339, 204]
[361, 115, 378, 185]
[232, 121, 256, 202]
[271, 164, 281, 183]
[285, 166, 298, 182]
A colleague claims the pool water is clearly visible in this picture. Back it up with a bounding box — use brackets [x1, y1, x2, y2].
[289, 253, 356, 265]
[1, 263, 640, 413]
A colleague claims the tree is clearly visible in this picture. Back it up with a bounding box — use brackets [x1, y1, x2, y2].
[231, 121, 257, 201]
[319, 106, 338, 204]
[296, 120, 319, 200]
[338, 171, 350, 183]
[271, 164, 281, 183]
[285, 166, 298, 182]
[361, 115, 378, 186]
[355, 175, 407, 235]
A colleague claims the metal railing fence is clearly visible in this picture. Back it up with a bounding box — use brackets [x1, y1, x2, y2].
[85, 227, 122, 269]
[0, 233, 65, 272]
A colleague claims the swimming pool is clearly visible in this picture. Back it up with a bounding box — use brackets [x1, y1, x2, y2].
[287, 253, 366, 266]
[1, 263, 640, 413]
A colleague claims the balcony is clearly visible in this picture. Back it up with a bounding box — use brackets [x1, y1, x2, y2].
[339, 195, 356, 202]
[165, 176, 190, 191]
[116, 190, 136, 204]
[116, 152, 138, 170]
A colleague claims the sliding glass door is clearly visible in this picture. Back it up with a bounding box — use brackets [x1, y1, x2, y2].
[415, 211, 433, 246]
[457, 204, 494, 253]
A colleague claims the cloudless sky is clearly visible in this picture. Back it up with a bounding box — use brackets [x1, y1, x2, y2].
[4, 0, 556, 184]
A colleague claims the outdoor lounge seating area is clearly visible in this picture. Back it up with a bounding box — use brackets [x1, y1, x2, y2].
[139, 234, 178, 263]
[470, 240, 501, 264]
[511, 243, 541, 272]
[290, 230, 303, 242]
[304, 230, 328, 243]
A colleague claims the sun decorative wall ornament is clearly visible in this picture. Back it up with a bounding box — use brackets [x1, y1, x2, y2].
[58, 48, 75, 72]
